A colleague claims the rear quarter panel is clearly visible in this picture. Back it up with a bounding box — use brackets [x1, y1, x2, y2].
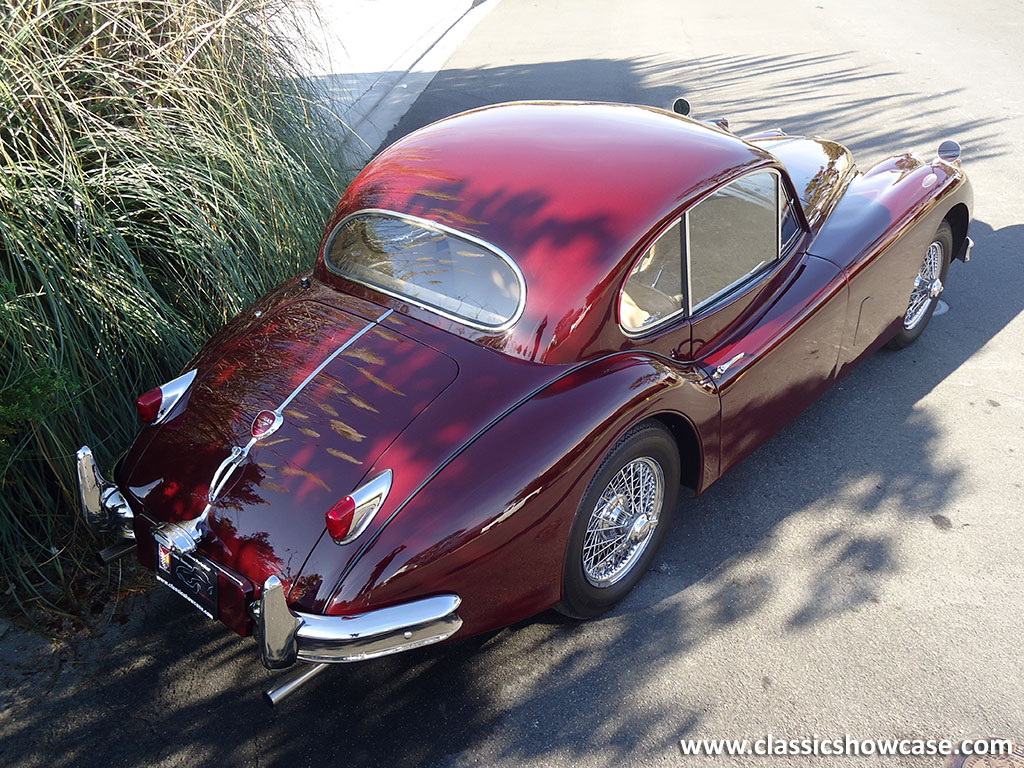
[315, 353, 719, 638]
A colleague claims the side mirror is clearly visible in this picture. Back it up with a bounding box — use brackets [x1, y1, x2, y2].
[672, 97, 691, 116]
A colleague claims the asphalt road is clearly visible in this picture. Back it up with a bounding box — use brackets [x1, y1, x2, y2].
[3, 1, 1022, 766]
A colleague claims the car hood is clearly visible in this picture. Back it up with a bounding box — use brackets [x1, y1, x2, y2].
[120, 298, 458, 590]
[748, 134, 857, 231]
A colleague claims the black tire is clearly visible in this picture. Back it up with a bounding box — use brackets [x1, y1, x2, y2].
[887, 221, 953, 349]
[557, 420, 680, 619]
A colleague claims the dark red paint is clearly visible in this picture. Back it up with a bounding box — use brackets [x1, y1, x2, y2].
[113, 102, 972, 645]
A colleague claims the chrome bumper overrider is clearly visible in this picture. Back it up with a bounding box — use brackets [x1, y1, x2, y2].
[76, 446, 134, 539]
[257, 575, 463, 669]
[961, 236, 975, 263]
[258, 577, 464, 705]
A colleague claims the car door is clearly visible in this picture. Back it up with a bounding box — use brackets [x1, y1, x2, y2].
[682, 169, 849, 476]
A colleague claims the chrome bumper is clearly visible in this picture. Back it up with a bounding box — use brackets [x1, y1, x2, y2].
[258, 577, 464, 705]
[76, 446, 134, 539]
[257, 575, 463, 669]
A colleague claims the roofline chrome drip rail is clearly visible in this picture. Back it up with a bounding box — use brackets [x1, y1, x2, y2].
[153, 308, 393, 556]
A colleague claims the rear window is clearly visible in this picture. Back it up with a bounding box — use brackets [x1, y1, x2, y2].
[324, 211, 524, 330]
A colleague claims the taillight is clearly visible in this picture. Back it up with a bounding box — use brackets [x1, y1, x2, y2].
[325, 496, 356, 542]
[136, 387, 163, 423]
[135, 369, 198, 425]
[325, 469, 393, 545]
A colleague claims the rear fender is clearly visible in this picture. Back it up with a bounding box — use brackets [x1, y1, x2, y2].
[319, 353, 719, 637]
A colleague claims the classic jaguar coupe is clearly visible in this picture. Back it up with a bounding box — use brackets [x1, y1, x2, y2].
[77, 101, 973, 704]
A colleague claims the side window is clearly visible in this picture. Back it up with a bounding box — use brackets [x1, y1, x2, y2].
[688, 172, 780, 311]
[620, 219, 684, 332]
[780, 193, 802, 251]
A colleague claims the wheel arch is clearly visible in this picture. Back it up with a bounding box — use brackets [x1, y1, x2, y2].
[647, 411, 702, 493]
[944, 202, 970, 257]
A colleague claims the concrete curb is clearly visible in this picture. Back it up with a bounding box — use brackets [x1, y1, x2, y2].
[307, 0, 500, 164]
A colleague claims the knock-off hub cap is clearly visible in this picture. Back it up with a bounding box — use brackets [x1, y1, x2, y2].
[582, 456, 664, 587]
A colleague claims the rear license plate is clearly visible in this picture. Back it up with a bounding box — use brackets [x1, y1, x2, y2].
[155, 544, 218, 619]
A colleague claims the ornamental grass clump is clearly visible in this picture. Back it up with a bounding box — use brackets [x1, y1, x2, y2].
[0, 0, 348, 622]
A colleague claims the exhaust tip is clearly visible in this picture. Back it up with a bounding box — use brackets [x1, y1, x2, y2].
[262, 662, 329, 707]
[96, 540, 136, 567]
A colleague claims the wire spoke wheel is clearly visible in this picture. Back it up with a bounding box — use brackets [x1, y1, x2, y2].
[904, 240, 945, 331]
[582, 457, 664, 587]
[559, 421, 679, 619]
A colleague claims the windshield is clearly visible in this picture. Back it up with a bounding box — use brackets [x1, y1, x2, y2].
[324, 211, 525, 330]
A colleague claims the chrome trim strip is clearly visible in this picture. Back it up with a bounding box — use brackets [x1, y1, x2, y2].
[257, 577, 463, 669]
[684, 209, 693, 318]
[322, 208, 527, 333]
[691, 259, 772, 315]
[334, 469, 393, 545]
[777, 173, 782, 257]
[155, 369, 197, 424]
[277, 309, 392, 412]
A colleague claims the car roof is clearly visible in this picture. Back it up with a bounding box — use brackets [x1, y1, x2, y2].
[327, 101, 774, 363]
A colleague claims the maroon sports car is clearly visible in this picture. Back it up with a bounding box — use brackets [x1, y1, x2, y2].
[77, 101, 973, 704]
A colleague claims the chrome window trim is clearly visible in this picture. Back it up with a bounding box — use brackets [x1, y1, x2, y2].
[689, 259, 776, 315]
[619, 167, 795, 337]
[777, 172, 782, 256]
[688, 168, 790, 319]
[779, 180, 805, 257]
[688, 168, 784, 315]
[684, 209, 693, 315]
[323, 208, 527, 333]
[619, 215, 687, 338]
[782, 228, 802, 255]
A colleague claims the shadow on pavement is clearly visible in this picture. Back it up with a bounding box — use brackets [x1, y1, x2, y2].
[380, 53, 1009, 163]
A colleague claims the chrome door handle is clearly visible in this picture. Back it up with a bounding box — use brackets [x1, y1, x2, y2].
[713, 353, 745, 379]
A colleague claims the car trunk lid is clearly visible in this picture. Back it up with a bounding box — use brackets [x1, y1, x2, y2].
[121, 299, 458, 590]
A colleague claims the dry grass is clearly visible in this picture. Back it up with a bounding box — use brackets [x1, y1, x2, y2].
[0, 0, 349, 623]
